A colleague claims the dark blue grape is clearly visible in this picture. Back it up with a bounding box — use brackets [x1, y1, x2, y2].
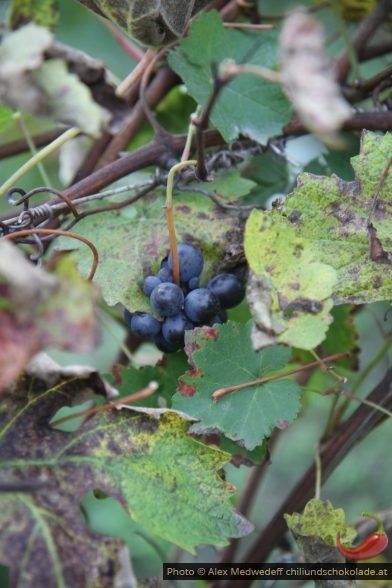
[168, 243, 204, 282]
[130, 312, 161, 338]
[150, 282, 184, 317]
[207, 273, 245, 308]
[188, 276, 199, 290]
[184, 288, 220, 323]
[123, 308, 133, 328]
[153, 331, 182, 353]
[162, 312, 194, 344]
[143, 276, 161, 296]
[157, 267, 173, 283]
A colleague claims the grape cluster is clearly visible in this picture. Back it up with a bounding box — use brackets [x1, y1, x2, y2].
[124, 243, 245, 353]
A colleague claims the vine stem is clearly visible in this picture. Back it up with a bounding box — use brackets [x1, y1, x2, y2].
[335, 388, 392, 420]
[165, 159, 197, 285]
[0, 127, 80, 197]
[2, 228, 98, 281]
[212, 352, 349, 401]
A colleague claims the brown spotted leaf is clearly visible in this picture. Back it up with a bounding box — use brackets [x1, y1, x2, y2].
[0, 370, 252, 588]
[245, 131, 392, 350]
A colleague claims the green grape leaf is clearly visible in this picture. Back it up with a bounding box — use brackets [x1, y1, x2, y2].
[9, 0, 59, 29]
[245, 131, 392, 350]
[0, 243, 99, 394]
[0, 373, 252, 587]
[172, 321, 302, 450]
[285, 499, 356, 545]
[61, 191, 243, 312]
[168, 11, 290, 144]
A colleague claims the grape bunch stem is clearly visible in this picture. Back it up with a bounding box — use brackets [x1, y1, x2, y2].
[165, 160, 197, 285]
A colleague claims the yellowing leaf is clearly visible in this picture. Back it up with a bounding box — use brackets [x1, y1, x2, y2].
[245, 131, 392, 350]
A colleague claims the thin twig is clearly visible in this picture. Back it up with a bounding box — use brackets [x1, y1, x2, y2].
[50, 381, 159, 428]
[212, 352, 349, 401]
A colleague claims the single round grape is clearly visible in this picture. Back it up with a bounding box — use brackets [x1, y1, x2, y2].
[184, 288, 220, 323]
[130, 312, 161, 338]
[150, 282, 184, 317]
[162, 312, 194, 344]
[168, 243, 204, 282]
[143, 275, 161, 296]
[157, 266, 173, 283]
[154, 331, 182, 353]
[207, 273, 245, 309]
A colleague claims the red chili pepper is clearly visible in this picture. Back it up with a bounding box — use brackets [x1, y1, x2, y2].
[337, 512, 389, 561]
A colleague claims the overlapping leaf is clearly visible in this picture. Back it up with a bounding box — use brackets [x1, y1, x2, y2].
[245, 131, 392, 350]
[172, 321, 302, 450]
[168, 11, 290, 144]
[0, 371, 251, 587]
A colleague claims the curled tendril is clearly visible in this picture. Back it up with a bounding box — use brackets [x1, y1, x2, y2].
[2, 228, 99, 281]
[6, 186, 78, 218]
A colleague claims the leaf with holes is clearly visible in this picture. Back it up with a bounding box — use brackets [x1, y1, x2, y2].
[245, 131, 392, 350]
[0, 371, 252, 586]
[62, 191, 243, 312]
[168, 11, 290, 144]
[171, 321, 302, 450]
